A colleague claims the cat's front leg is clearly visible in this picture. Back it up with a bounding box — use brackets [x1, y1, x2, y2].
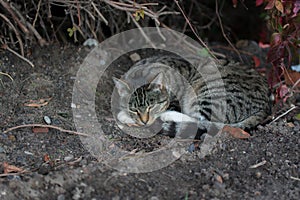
[159, 111, 199, 139]
[117, 111, 139, 127]
[159, 111, 198, 123]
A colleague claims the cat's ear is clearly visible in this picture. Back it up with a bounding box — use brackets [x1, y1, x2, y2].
[113, 77, 130, 95]
[148, 73, 165, 91]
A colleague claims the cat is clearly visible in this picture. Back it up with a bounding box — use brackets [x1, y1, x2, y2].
[112, 55, 271, 138]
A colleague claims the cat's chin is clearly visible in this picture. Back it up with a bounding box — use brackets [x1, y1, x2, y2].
[117, 122, 153, 128]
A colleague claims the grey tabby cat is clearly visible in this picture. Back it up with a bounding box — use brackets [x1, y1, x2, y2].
[113, 55, 271, 137]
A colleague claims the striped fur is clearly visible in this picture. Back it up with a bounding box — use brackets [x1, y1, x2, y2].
[113, 55, 271, 134]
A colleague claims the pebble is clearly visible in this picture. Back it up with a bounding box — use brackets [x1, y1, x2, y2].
[149, 197, 159, 200]
[255, 171, 262, 179]
[0, 146, 5, 153]
[188, 144, 195, 152]
[266, 151, 272, 157]
[83, 38, 98, 47]
[38, 163, 50, 175]
[64, 155, 74, 162]
[57, 194, 65, 200]
[7, 175, 21, 181]
[112, 196, 120, 200]
[44, 116, 52, 124]
[129, 53, 141, 62]
[202, 184, 210, 190]
[223, 173, 230, 180]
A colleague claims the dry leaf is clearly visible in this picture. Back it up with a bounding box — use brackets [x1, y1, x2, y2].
[44, 154, 51, 162]
[222, 125, 250, 139]
[2, 162, 24, 174]
[32, 127, 49, 133]
[275, 0, 284, 13]
[284, 70, 300, 88]
[24, 97, 52, 107]
[215, 174, 223, 183]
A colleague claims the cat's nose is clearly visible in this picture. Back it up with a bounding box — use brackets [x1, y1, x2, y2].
[140, 113, 149, 124]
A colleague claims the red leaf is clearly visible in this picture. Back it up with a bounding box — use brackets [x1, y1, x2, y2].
[267, 44, 285, 63]
[232, 0, 238, 8]
[293, 1, 300, 17]
[256, 0, 264, 6]
[278, 84, 289, 101]
[258, 41, 270, 48]
[252, 56, 261, 67]
[270, 33, 282, 46]
[265, 0, 275, 9]
[267, 64, 283, 88]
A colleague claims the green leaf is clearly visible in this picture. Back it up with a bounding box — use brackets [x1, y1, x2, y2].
[139, 9, 145, 19]
[295, 113, 300, 121]
[67, 27, 76, 37]
[198, 48, 210, 57]
[67, 28, 73, 37]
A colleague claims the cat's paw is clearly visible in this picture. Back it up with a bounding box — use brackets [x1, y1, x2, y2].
[117, 111, 136, 125]
[159, 111, 197, 123]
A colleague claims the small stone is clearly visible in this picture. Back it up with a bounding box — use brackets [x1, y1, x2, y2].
[83, 38, 98, 47]
[129, 53, 141, 62]
[254, 191, 261, 196]
[266, 151, 272, 157]
[202, 184, 210, 190]
[0, 146, 5, 153]
[44, 116, 52, 124]
[215, 174, 223, 183]
[64, 155, 74, 162]
[38, 163, 50, 175]
[24, 151, 34, 155]
[149, 196, 159, 200]
[188, 144, 195, 152]
[112, 196, 120, 200]
[223, 173, 230, 180]
[255, 171, 262, 179]
[57, 194, 65, 200]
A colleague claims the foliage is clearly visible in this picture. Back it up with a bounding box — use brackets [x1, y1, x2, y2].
[257, 0, 299, 101]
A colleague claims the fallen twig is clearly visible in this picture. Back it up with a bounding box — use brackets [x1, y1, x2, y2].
[290, 176, 300, 181]
[1, 44, 34, 67]
[270, 104, 297, 124]
[3, 123, 90, 137]
[0, 71, 14, 81]
[0, 171, 29, 177]
[249, 160, 267, 169]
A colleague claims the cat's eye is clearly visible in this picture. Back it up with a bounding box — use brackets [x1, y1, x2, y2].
[158, 99, 168, 104]
[129, 108, 138, 114]
[149, 98, 155, 103]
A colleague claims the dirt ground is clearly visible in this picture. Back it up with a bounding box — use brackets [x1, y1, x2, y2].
[0, 44, 299, 200]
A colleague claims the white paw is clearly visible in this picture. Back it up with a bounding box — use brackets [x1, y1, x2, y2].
[117, 111, 135, 124]
[159, 111, 197, 123]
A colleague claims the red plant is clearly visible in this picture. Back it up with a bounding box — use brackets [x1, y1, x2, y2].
[256, 0, 299, 102]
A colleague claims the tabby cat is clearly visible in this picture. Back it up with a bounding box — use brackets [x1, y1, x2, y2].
[113, 55, 271, 137]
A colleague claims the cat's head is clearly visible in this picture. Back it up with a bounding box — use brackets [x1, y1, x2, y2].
[113, 73, 170, 126]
